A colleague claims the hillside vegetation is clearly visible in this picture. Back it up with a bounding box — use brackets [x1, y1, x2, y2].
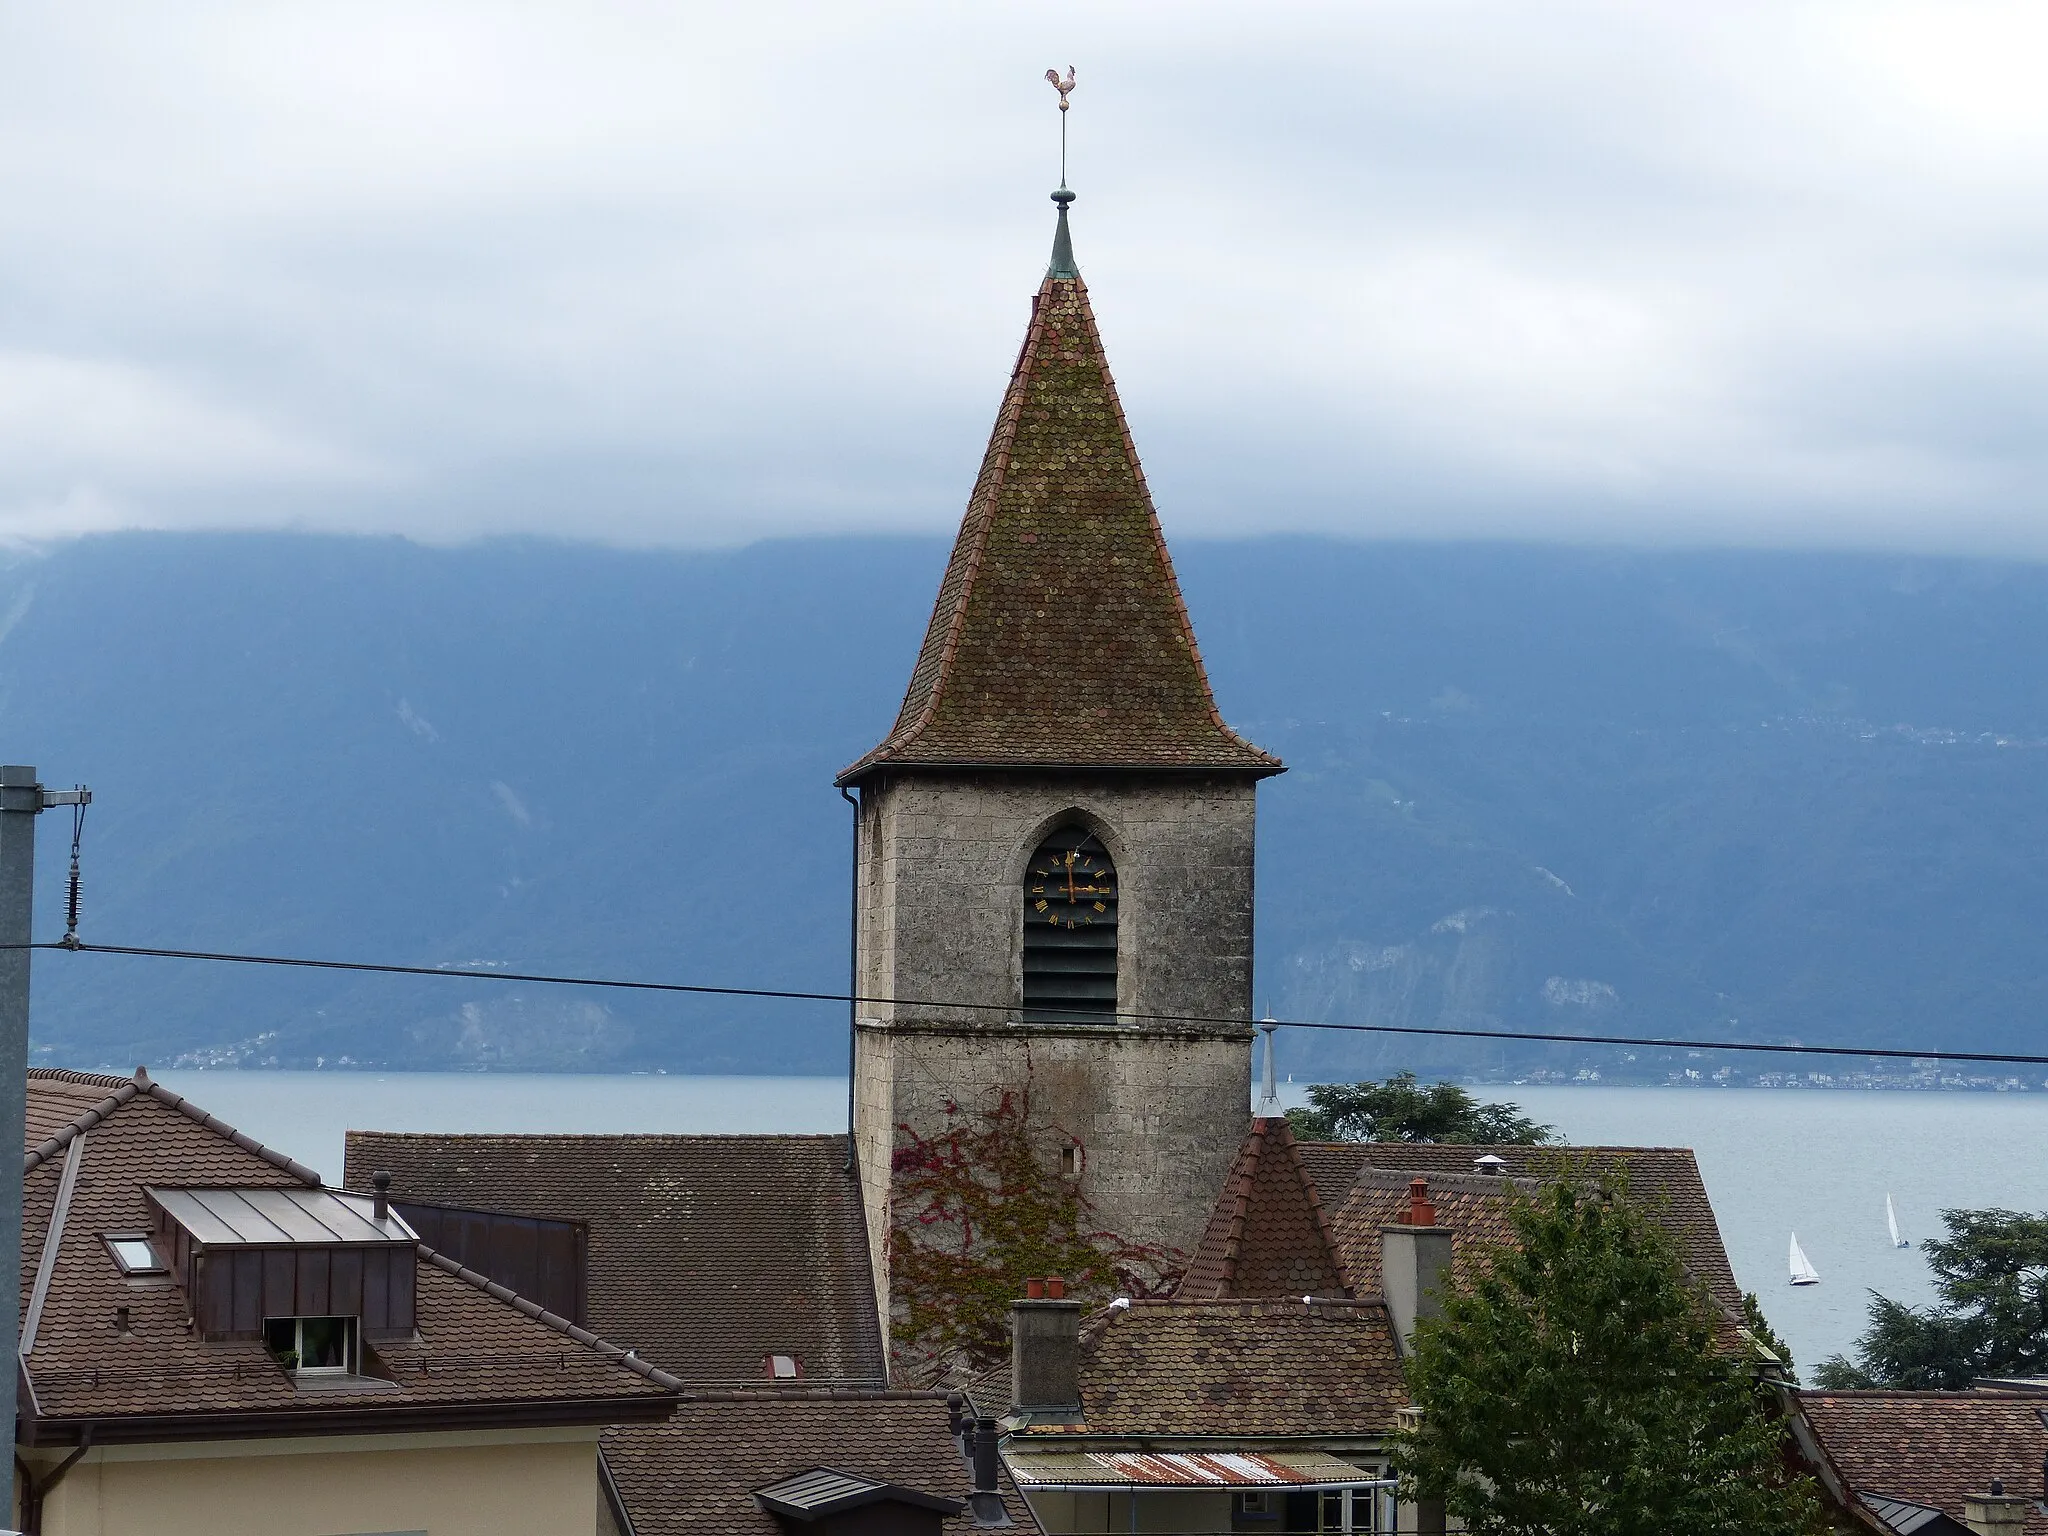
[4, 532, 2042, 1076]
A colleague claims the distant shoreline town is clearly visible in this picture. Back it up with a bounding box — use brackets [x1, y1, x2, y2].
[1471, 1062, 2043, 1091]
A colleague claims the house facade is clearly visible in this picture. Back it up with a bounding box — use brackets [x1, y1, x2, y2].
[16, 1068, 677, 1536]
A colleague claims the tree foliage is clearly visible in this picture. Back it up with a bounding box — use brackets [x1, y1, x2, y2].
[1286, 1071, 1556, 1145]
[1394, 1177, 1821, 1536]
[1813, 1207, 2048, 1390]
[888, 1087, 1180, 1384]
[1742, 1290, 1797, 1379]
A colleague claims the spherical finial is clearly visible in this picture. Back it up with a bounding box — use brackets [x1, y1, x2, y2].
[1051, 188, 1076, 207]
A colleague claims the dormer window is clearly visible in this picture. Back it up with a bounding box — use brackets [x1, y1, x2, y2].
[266, 1315, 358, 1375]
[103, 1234, 165, 1275]
[764, 1353, 801, 1380]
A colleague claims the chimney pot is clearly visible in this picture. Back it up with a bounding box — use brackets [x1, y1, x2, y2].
[372, 1170, 392, 1223]
[947, 1392, 965, 1439]
[971, 1417, 1000, 1494]
[1025, 1276, 1045, 1300]
[115, 1305, 131, 1337]
[1045, 1275, 1065, 1299]
[1407, 1178, 1437, 1227]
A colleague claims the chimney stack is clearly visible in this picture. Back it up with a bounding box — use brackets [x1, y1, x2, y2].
[372, 1170, 392, 1223]
[1011, 1277, 1083, 1416]
[1964, 1481, 2029, 1536]
[1381, 1179, 1453, 1357]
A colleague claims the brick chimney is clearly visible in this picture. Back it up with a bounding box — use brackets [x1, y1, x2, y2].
[1381, 1179, 1453, 1357]
[1010, 1276, 1082, 1415]
[1963, 1481, 2029, 1536]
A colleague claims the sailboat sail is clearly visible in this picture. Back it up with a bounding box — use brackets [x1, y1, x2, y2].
[1888, 1194, 1909, 1249]
[1789, 1233, 1820, 1286]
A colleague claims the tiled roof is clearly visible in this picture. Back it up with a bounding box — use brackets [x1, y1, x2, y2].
[1004, 1298, 1408, 1438]
[837, 260, 1279, 782]
[1180, 1118, 1350, 1300]
[345, 1132, 886, 1388]
[601, 1391, 1032, 1534]
[1326, 1170, 1527, 1298]
[19, 1070, 676, 1431]
[1290, 1141, 1744, 1312]
[1794, 1391, 2048, 1536]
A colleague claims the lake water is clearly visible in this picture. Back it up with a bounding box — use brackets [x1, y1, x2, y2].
[145, 1070, 2044, 1376]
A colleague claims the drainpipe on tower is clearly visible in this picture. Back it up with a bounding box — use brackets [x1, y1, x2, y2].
[840, 786, 859, 1175]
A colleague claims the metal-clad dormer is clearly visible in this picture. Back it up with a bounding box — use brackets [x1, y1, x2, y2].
[147, 1187, 418, 1343]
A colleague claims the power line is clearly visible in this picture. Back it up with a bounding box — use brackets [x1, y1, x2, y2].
[22, 938, 2048, 1069]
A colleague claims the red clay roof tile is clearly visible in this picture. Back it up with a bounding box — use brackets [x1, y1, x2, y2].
[1795, 1391, 2048, 1535]
[345, 1131, 886, 1388]
[838, 270, 1279, 783]
[20, 1071, 675, 1429]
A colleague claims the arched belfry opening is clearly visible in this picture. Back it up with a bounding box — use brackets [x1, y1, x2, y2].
[1021, 827, 1118, 1022]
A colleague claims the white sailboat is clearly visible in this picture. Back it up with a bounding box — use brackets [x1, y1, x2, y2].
[1789, 1233, 1821, 1286]
[1887, 1194, 1910, 1249]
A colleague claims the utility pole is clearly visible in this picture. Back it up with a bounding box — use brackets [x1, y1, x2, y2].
[0, 766, 88, 1529]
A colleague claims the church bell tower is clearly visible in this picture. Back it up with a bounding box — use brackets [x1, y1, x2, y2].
[838, 183, 1283, 1339]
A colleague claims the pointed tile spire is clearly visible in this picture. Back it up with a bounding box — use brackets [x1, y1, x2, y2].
[838, 200, 1281, 785]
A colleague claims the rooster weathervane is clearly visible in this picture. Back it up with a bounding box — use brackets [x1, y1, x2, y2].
[1045, 66, 1076, 186]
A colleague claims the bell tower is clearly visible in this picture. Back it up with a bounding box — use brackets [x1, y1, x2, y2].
[838, 185, 1283, 1343]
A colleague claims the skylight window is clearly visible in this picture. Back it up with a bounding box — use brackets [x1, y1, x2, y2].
[765, 1353, 801, 1380]
[104, 1235, 165, 1275]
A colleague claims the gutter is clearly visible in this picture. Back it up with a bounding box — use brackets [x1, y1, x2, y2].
[19, 1392, 677, 1448]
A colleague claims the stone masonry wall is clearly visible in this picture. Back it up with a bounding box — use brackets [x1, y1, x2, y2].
[854, 773, 1260, 1026]
[850, 772, 1259, 1335]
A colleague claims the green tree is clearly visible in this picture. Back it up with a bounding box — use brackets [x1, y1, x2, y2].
[1813, 1207, 2048, 1390]
[1742, 1290, 1797, 1380]
[1285, 1071, 1555, 1144]
[1395, 1177, 1821, 1536]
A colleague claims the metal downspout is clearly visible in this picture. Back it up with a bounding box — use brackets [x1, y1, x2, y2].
[840, 786, 860, 1174]
[18, 1426, 93, 1536]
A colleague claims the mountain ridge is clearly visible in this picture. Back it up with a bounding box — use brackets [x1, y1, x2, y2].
[4, 531, 2043, 1078]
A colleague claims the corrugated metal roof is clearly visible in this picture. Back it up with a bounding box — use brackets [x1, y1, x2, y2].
[1004, 1449, 1372, 1489]
[149, 1186, 416, 1246]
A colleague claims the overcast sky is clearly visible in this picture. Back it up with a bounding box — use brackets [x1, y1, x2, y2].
[5, 3, 2048, 555]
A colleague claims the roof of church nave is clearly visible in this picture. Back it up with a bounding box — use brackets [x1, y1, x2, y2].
[838, 191, 1282, 785]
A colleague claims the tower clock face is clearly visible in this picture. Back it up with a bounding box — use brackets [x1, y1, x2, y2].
[1027, 833, 1118, 929]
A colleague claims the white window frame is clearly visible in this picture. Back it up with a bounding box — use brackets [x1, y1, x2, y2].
[266, 1314, 359, 1375]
